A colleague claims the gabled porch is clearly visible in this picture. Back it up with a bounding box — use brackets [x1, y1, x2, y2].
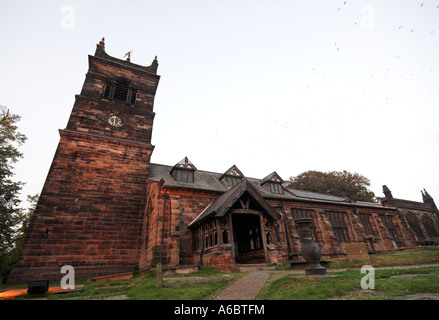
[187, 178, 287, 270]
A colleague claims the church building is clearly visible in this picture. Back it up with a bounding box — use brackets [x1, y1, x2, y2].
[7, 39, 439, 284]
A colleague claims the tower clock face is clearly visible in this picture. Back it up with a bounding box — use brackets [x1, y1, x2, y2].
[108, 115, 123, 127]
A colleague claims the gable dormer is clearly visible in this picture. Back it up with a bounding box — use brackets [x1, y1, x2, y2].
[170, 157, 197, 183]
[219, 165, 244, 188]
[260, 171, 284, 195]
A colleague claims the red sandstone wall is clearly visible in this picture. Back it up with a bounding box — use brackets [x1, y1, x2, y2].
[139, 186, 418, 272]
[201, 245, 234, 272]
[8, 130, 152, 284]
[140, 185, 219, 269]
[265, 199, 416, 261]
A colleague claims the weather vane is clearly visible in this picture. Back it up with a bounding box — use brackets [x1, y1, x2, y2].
[124, 50, 132, 62]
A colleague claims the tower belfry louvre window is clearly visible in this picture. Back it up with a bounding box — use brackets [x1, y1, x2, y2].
[130, 89, 138, 104]
[103, 82, 112, 98]
[113, 79, 129, 102]
[102, 79, 138, 105]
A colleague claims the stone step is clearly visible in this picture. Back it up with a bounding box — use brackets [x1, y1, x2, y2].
[235, 264, 276, 272]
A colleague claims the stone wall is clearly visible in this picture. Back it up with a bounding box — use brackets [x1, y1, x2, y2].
[140, 185, 220, 269]
[139, 187, 419, 272]
[344, 242, 370, 262]
[200, 245, 234, 272]
[8, 131, 152, 284]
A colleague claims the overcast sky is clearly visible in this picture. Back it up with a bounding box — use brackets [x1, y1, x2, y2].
[1, 0, 438, 205]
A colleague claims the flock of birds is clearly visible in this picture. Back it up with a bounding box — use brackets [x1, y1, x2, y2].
[275, 1, 439, 138]
[337, 1, 438, 31]
[338, 1, 439, 11]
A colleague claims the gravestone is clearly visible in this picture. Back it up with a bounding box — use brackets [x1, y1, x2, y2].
[27, 279, 49, 295]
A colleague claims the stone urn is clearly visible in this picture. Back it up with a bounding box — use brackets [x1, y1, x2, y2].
[295, 218, 327, 275]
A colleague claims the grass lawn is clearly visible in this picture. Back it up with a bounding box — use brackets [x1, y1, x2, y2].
[257, 267, 439, 300]
[328, 244, 439, 269]
[1, 266, 240, 300]
[2, 246, 439, 300]
[258, 245, 439, 300]
[53, 266, 241, 300]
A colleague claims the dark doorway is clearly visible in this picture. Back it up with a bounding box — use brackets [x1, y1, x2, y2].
[232, 214, 265, 264]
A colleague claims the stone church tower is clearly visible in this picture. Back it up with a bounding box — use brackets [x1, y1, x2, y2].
[8, 38, 160, 283]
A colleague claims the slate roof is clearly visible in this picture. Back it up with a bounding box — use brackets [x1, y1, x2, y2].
[148, 162, 387, 209]
[148, 163, 293, 199]
[149, 163, 227, 193]
[285, 188, 348, 202]
[187, 178, 281, 227]
[381, 197, 432, 211]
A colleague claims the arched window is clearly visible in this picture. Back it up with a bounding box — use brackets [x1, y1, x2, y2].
[380, 214, 405, 247]
[422, 215, 438, 238]
[266, 232, 272, 245]
[406, 213, 424, 240]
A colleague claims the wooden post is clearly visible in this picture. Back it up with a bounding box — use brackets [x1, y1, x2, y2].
[199, 225, 204, 266]
[229, 214, 236, 264]
[218, 218, 223, 245]
[156, 263, 163, 287]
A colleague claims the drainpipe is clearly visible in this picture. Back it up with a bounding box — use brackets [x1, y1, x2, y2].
[198, 222, 204, 266]
[159, 179, 168, 265]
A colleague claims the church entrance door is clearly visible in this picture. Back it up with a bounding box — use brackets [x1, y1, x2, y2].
[232, 213, 267, 264]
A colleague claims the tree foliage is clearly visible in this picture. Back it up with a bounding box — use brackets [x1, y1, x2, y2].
[0, 105, 28, 280]
[0, 194, 38, 282]
[286, 170, 376, 202]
